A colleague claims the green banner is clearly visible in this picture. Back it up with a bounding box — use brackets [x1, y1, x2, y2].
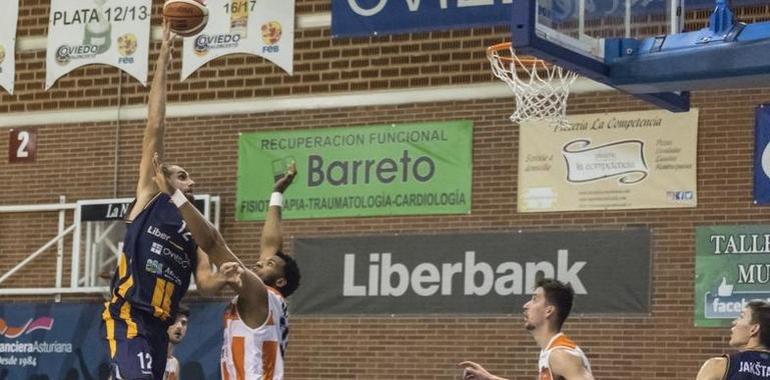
[236, 121, 473, 220]
[695, 225, 770, 327]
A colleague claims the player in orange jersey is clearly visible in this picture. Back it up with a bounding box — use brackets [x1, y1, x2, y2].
[153, 154, 300, 379]
[459, 278, 594, 380]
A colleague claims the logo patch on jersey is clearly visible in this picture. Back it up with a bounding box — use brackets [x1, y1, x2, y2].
[147, 225, 171, 241]
[145, 259, 163, 275]
[163, 268, 183, 286]
[150, 242, 163, 255]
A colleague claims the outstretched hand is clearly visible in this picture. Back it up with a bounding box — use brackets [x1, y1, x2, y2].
[273, 161, 297, 194]
[457, 361, 496, 380]
[152, 152, 174, 195]
[160, 19, 176, 59]
[220, 262, 244, 291]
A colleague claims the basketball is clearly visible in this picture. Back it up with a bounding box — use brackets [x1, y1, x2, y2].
[163, 0, 209, 37]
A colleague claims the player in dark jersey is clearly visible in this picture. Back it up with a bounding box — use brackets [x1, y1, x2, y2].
[101, 22, 242, 380]
[697, 300, 770, 380]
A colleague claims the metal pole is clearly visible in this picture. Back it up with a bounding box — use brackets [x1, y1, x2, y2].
[579, 0, 586, 38]
[0, 224, 77, 285]
[0, 203, 76, 213]
[70, 204, 81, 288]
[0, 286, 109, 296]
[625, 0, 631, 38]
[213, 196, 221, 230]
[55, 195, 66, 303]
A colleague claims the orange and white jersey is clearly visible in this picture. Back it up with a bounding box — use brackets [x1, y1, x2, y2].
[163, 356, 180, 380]
[221, 288, 289, 380]
[538, 333, 591, 380]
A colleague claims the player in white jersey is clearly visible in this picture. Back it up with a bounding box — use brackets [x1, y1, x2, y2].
[459, 278, 594, 380]
[152, 155, 300, 380]
[164, 304, 189, 380]
[220, 286, 288, 379]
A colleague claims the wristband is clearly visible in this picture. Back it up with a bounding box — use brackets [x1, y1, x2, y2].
[269, 192, 284, 207]
[171, 189, 189, 208]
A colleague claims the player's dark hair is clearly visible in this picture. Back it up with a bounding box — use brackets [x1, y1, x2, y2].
[747, 300, 770, 347]
[275, 250, 301, 297]
[536, 278, 574, 331]
[176, 304, 190, 319]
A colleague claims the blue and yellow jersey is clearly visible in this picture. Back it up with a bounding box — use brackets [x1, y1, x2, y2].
[724, 350, 770, 379]
[105, 193, 198, 326]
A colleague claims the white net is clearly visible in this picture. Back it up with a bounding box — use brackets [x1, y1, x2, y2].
[487, 43, 578, 125]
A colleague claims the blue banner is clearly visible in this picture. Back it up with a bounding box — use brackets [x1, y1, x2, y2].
[754, 105, 770, 204]
[0, 302, 226, 379]
[331, 0, 769, 38]
[332, 0, 512, 37]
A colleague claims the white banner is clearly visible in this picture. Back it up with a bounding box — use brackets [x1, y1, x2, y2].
[181, 0, 294, 80]
[519, 109, 699, 212]
[46, 0, 151, 90]
[0, 0, 19, 94]
[562, 139, 648, 184]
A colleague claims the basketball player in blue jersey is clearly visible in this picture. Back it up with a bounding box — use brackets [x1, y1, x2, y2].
[101, 22, 243, 380]
[697, 300, 770, 380]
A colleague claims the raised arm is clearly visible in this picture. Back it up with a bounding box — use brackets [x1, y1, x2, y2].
[152, 154, 243, 267]
[129, 22, 173, 221]
[259, 162, 296, 259]
[152, 153, 271, 325]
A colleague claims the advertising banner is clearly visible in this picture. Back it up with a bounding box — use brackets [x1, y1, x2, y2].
[236, 120, 473, 220]
[46, 0, 151, 89]
[181, 0, 294, 79]
[331, 0, 765, 37]
[519, 109, 698, 212]
[0, 0, 19, 94]
[290, 229, 650, 315]
[0, 302, 225, 378]
[332, 0, 511, 37]
[695, 225, 770, 327]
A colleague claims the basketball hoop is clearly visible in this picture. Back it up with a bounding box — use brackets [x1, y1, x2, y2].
[486, 42, 578, 125]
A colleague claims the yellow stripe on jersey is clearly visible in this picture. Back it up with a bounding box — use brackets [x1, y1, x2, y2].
[117, 274, 134, 298]
[151, 278, 175, 320]
[162, 280, 174, 317]
[102, 302, 116, 358]
[152, 279, 166, 318]
[118, 251, 128, 279]
[119, 301, 138, 338]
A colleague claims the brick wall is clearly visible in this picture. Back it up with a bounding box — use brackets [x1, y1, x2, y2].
[2, 0, 770, 378]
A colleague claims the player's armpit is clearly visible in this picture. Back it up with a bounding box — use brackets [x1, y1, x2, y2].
[696, 357, 727, 380]
[548, 349, 594, 380]
[235, 268, 270, 329]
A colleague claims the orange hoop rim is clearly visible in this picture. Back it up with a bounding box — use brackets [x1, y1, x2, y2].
[486, 42, 544, 65]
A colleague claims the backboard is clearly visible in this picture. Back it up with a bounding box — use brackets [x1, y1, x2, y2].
[513, 0, 689, 111]
[512, 0, 770, 112]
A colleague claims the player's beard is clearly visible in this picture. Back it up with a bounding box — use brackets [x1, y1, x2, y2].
[259, 271, 279, 289]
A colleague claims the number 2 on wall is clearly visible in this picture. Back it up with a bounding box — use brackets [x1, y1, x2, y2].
[9, 128, 36, 163]
[16, 130, 30, 158]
